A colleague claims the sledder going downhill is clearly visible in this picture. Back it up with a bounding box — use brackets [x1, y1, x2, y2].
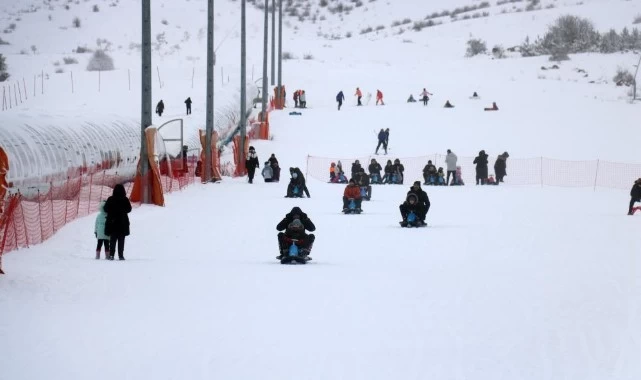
[276, 207, 316, 263]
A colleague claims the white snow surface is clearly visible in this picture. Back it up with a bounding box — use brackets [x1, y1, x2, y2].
[1, 0, 641, 379]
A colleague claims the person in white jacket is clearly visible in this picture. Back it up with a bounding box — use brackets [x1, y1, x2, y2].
[445, 149, 458, 185]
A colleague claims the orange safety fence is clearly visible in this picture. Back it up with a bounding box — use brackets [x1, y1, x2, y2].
[306, 154, 641, 190]
[0, 155, 199, 274]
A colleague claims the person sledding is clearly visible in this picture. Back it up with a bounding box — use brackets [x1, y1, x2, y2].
[399, 181, 430, 227]
[354, 168, 372, 200]
[368, 158, 383, 184]
[342, 178, 363, 214]
[484, 102, 499, 111]
[376, 89, 385, 105]
[276, 206, 316, 261]
[285, 168, 306, 197]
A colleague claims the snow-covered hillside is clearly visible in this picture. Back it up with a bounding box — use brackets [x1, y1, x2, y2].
[1, 1, 640, 379]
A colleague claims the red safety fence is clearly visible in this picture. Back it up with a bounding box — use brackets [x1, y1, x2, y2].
[306, 154, 641, 190]
[0, 155, 199, 274]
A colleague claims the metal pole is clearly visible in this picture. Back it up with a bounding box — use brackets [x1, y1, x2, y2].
[205, 0, 214, 183]
[240, 0, 247, 170]
[22, 78, 27, 100]
[261, 0, 268, 119]
[271, 0, 275, 86]
[141, 0, 152, 203]
[633, 54, 641, 101]
[277, 0, 283, 106]
[70, 71, 74, 93]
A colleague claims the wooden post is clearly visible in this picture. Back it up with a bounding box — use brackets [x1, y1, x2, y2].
[128, 69, 131, 91]
[16, 82, 22, 103]
[70, 71, 74, 93]
[41, 69, 44, 95]
[8, 84, 12, 108]
[98, 70, 101, 92]
[33, 74, 36, 97]
[191, 67, 195, 89]
[156, 66, 162, 88]
[22, 77, 27, 100]
[14, 83, 18, 104]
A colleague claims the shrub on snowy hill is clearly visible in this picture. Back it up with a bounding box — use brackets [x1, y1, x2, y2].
[613, 67, 634, 87]
[633, 15, 641, 25]
[72, 16, 81, 28]
[86, 50, 114, 71]
[0, 54, 9, 82]
[0, 36, 9, 45]
[466, 38, 487, 57]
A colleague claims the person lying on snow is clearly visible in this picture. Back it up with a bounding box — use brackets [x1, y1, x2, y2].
[276, 207, 316, 260]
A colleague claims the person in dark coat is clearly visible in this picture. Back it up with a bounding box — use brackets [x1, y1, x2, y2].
[184, 97, 192, 115]
[294, 167, 310, 197]
[245, 146, 259, 184]
[351, 160, 363, 179]
[155, 100, 164, 116]
[285, 168, 303, 197]
[382, 159, 394, 184]
[276, 206, 316, 260]
[422, 160, 437, 185]
[336, 91, 345, 110]
[375, 129, 387, 155]
[494, 152, 509, 185]
[103, 184, 132, 260]
[629, 178, 641, 215]
[392, 158, 405, 184]
[473, 150, 489, 185]
[368, 158, 382, 184]
[399, 181, 430, 225]
[268, 154, 280, 181]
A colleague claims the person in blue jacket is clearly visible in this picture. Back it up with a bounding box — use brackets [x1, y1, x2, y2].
[336, 91, 345, 110]
[94, 200, 110, 259]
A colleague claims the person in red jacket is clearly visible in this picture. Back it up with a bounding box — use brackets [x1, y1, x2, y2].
[343, 178, 362, 212]
[355, 87, 363, 106]
[376, 89, 384, 105]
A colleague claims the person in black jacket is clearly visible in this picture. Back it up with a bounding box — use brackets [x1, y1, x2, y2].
[268, 154, 280, 181]
[494, 152, 509, 185]
[104, 184, 132, 260]
[629, 178, 641, 215]
[368, 158, 382, 184]
[294, 167, 310, 197]
[399, 181, 430, 226]
[351, 160, 363, 179]
[473, 150, 489, 185]
[392, 158, 405, 184]
[184, 97, 192, 115]
[155, 100, 164, 116]
[245, 146, 259, 184]
[276, 206, 316, 260]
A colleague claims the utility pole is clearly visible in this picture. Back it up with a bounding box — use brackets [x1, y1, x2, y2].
[205, 0, 214, 182]
[277, 0, 283, 106]
[271, 0, 276, 86]
[261, 0, 268, 117]
[141, 0, 151, 203]
[239, 0, 247, 170]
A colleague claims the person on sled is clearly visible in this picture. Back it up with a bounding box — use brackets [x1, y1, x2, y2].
[276, 207, 316, 260]
[399, 181, 430, 226]
[342, 178, 363, 213]
[368, 158, 383, 184]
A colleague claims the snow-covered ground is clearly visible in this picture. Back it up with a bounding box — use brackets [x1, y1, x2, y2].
[1, 0, 641, 379]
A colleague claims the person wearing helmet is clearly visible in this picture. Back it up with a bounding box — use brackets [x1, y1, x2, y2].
[399, 181, 430, 226]
[276, 207, 316, 260]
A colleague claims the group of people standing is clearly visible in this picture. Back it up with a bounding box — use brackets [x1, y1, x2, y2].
[473, 150, 510, 185]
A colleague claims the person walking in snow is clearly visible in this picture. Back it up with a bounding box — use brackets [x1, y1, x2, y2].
[184, 97, 192, 115]
[493, 152, 509, 185]
[445, 149, 458, 185]
[299, 90, 307, 108]
[293, 90, 300, 108]
[376, 89, 384, 105]
[629, 178, 641, 215]
[473, 150, 489, 185]
[355, 87, 363, 106]
[375, 129, 387, 155]
[94, 200, 110, 260]
[336, 90, 345, 110]
[268, 153, 280, 181]
[419, 88, 432, 106]
[156, 100, 165, 116]
[245, 146, 259, 184]
[104, 184, 132, 261]
[262, 161, 274, 182]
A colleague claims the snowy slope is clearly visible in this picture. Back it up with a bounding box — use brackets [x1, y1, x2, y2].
[1, 0, 641, 379]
